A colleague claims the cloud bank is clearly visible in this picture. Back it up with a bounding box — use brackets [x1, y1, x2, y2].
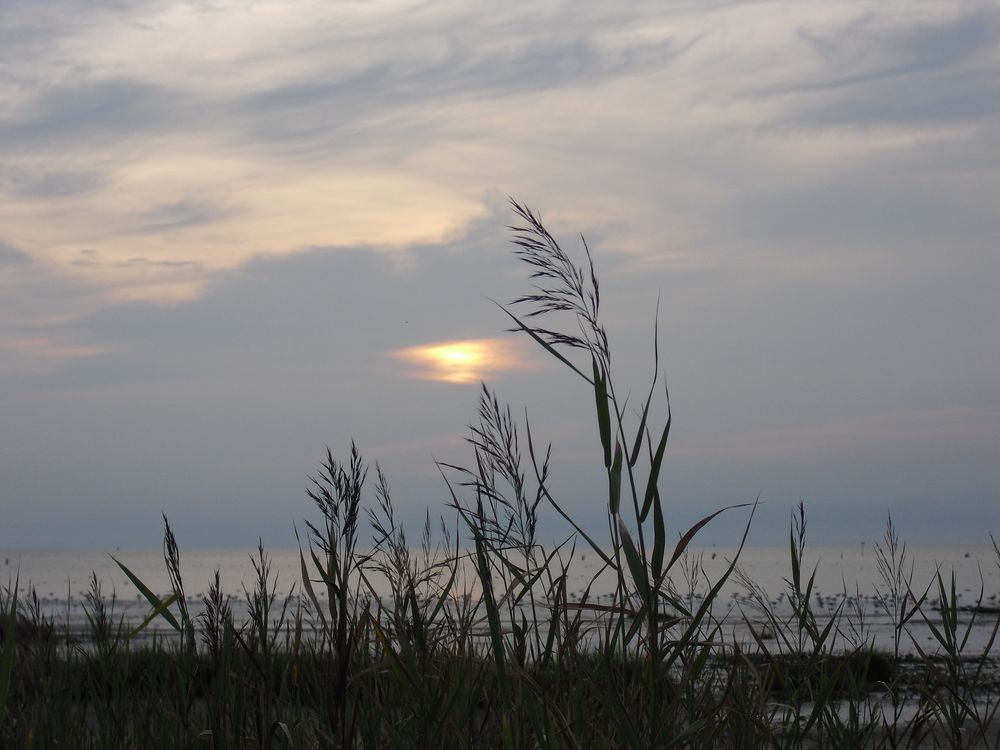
[1, 0, 997, 547]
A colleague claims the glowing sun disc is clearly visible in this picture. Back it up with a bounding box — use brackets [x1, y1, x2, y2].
[391, 338, 524, 383]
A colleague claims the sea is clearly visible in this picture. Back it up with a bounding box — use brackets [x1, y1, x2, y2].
[3, 544, 999, 656]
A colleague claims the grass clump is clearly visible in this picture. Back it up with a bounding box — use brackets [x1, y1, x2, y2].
[2, 201, 999, 748]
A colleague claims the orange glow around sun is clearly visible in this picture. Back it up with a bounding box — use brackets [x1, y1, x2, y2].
[391, 338, 525, 383]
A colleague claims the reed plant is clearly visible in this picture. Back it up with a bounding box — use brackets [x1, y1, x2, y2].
[1, 201, 997, 748]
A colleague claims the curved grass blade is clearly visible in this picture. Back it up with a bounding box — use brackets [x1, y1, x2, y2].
[592, 357, 613, 468]
[295, 525, 327, 629]
[111, 554, 181, 632]
[666, 502, 753, 573]
[662, 501, 758, 673]
[494, 302, 592, 384]
[471, 534, 514, 711]
[370, 615, 416, 689]
[609, 442, 623, 516]
[640, 407, 671, 521]
[629, 294, 661, 468]
[525, 416, 616, 570]
[619, 520, 649, 605]
[651, 486, 666, 579]
[128, 592, 181, 640]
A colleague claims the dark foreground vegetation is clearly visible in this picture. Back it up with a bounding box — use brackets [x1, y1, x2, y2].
[2, 203, 998, 748]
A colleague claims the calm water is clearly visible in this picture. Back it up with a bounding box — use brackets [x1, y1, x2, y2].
[3, 544, 999, 655]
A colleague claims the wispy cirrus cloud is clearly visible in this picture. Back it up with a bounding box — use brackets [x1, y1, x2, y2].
[0, 2, 694, 301]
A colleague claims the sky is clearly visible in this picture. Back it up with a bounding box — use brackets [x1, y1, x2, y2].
[1, 0, 998, 550]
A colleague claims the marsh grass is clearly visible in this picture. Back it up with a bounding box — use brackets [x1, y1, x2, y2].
[2, 201, 998, 748]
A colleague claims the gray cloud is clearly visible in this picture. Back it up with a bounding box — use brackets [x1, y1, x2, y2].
[0, 239, 30, 266]
[794, 69, 1000, 127]
[228, 24, 685, 159]
[1, 167, 106, 199]
[0, 251, 105, 341]
[44, 209, 520, 375]
[0, 3, 688, 166]
[894, 12, 999, 70]
[240, 35, 680, 114]
[0, 78, 190, 149]
[777, 10, 1000, 126]
[131, 198, 234, 234]
[797, 11, 1000, 85]
[71, 248, 203, 270]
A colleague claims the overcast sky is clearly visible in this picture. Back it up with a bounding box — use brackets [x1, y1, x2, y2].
[2, 0, 998, 549]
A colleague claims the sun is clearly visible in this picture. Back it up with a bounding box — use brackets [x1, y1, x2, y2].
[391, 339, 524, 383]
